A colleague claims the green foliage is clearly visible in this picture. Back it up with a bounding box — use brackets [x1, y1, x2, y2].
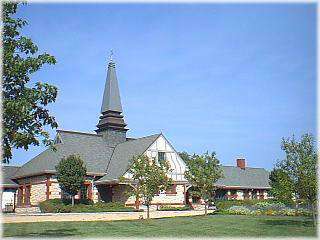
[55, 155, 87, 202]
[179, 151, 192, 164]
[122, 155, 173, 218]
[270, 134, 317, 223]
[3, 3, 58, 163]
[269, 168, 295, 205]
[39, 199, 139, 213]
[158, 205, 191, 211]
[214, 199, 281, 210]
[184, 152, 223, 214]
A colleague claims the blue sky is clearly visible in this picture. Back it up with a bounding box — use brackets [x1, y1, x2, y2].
[11, 3, 316, 170]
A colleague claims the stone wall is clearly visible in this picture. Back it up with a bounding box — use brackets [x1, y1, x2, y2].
[111, 184, 185, 206]
[30, 183, 47, 205]
[49, 182, 61, 200]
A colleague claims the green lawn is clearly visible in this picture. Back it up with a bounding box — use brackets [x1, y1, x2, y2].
[3, 215, 317, 238]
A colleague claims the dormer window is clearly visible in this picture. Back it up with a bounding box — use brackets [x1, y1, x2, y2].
[158, 151, 166, 164]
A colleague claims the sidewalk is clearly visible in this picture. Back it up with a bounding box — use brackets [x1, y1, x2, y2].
[3, 210, 213, 223]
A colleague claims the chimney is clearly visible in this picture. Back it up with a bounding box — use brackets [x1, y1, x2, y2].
[236, 158, 246, 169]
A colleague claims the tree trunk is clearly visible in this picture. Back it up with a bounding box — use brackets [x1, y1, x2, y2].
[311, 202, 317, 227]
[147, 204, 150, 219]
[204, 203, 208, 216]
[71, 195, 75, 207]
[135, 198, 140, 210]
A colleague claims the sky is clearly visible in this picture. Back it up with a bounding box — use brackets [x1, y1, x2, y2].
[11, 3, 317, 170]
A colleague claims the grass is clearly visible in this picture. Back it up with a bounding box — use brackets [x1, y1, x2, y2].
[3, 215, 316, 238]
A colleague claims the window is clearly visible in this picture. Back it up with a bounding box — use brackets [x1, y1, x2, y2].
[158, 152, 166, 164]
[165, 184, 177, 194]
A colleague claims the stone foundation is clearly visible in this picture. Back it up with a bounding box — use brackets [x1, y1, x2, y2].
[15, 206, 41, 214]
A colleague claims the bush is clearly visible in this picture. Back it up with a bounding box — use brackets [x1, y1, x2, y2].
[226, 206, 251, 215]
[215, 199, 279, 210]
[39, 199, 140, 213]
[61, 197, 94, 205]
[158, 205, 191, 211]
[252, 202, 286, 211]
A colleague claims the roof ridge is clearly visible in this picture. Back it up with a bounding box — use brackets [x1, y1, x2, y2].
[57, 129, 101, 137]
[134, 133, 161, 140]
[221, 165, 268, 170]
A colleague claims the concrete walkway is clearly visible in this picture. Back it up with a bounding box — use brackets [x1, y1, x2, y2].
[3, 210, 213, 223]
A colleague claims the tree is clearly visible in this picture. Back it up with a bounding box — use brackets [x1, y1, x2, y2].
[269, 168, 295, 206]
[270, 134, 317, 225]
[55, 155, 86, 206]
[184, 152, 223, 215]
[179, 151, 191, 164]
[3, 2, 58, 163]
[121, 155, 173, 219]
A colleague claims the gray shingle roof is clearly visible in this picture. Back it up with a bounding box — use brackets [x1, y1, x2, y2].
[216, 166, 271, 189]
[101, 61, 123, 113]
[95, 133, 161, 183]
[2, 166, 20, 187]
[13, 130, 115, 178]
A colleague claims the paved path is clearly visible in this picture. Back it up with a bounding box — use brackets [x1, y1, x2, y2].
[3, 210, 213, 223]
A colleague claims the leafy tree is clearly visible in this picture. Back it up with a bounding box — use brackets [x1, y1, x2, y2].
[179, 151, 191, 164]
[270, 134, 317, 225]
[55, 155, 86, 206]
[3, 2, 58, 163]
[184, 152, 223, 215]
[121, 155, 173, 219]
[269, 168, 295, 205]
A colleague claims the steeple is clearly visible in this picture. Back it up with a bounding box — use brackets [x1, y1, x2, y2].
[96, 54, 128, 144]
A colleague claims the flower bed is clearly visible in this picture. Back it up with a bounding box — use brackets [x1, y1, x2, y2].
[215, 201, 311, 217]
[39, 199, 143, 213]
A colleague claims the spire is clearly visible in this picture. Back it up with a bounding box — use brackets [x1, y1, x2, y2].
[96, 54, 128, 135]
[100, 52, 122, 113]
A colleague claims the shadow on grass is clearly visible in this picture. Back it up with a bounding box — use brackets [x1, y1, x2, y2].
[261, 218, 314, 227]
[8, 228, 80, 237]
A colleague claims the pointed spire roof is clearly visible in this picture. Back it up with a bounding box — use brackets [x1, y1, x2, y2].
[96, 55, 128, 134]
[101, 59, 123, 113]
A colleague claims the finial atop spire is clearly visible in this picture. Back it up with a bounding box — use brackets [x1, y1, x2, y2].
[109, 49, 114, 62]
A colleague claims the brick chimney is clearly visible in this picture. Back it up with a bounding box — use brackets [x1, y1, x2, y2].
[236, 158, 246, 169]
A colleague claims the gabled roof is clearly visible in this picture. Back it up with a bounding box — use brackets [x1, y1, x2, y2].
[216, 166, 271, 189]
[13, 130, 115, 178]
[1, 166, 20, 188]
[95, 133, 161, 183]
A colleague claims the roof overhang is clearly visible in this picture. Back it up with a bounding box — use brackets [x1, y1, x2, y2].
[1, 184, 19, 188]
[13, 171, 106, 179]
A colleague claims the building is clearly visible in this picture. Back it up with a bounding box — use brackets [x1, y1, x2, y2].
[1, 166, 20, 212]
[215, 158, 271, 200]
[1, 59, 188, 211]
[1, 58, 271, 212]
